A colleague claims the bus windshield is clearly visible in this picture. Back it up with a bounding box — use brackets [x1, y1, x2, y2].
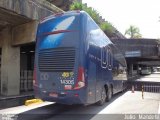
[37, 14, 80, 50]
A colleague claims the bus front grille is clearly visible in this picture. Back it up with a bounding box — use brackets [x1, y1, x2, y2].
[38, 47, 75, 72]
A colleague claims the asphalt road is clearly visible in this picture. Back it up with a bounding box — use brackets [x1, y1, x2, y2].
[0, 91, 160, 120]
[1, 73, 160, 120]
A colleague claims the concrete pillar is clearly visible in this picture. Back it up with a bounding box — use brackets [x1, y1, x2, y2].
[137, 64, 141, 74]
[1, 27, 20, 96]
[136, 64, 140, 74]
[129, 64, 133, 77]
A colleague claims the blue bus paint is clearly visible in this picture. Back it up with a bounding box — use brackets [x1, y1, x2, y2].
[34, 11, 127, 105]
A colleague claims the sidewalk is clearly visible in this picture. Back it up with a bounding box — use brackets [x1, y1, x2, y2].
[0, 91, 34, 110]
[0, 91, 34, 100]
[128, 74, 140, 81]
[98, 91, 160, 114]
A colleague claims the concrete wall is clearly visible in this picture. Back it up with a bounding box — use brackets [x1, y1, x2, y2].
[0, 0, 66, 47]
[47, 0, 74, 11]
[0, 0, 64, 46]
[0, 0, 63, 20]
[1, 27, 20, 96]
[12, 21, 38, 46]
[0, 0, 65, 96]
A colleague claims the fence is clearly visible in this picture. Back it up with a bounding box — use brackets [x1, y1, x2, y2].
[128, 81, 160, 99]
[143, 85, 160, 93]
[128, 81, 160, 92]
[20, 70, 33, 92]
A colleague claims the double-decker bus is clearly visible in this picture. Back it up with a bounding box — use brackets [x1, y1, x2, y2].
[33, 11, 127, 105]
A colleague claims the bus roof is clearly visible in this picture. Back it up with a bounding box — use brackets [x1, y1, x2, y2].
[40, 11, 84, 24]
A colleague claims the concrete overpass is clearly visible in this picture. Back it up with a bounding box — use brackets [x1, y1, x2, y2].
[112, 38, 160, 62]
[111, 38, 160, 77]
[0, 0, 63, 96]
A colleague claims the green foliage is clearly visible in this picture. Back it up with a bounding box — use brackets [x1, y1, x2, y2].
[70, 1, 83, 10]
[100, 22, 115, 35]
[69, 1, 115, 37]
[125, 25, 142, 38]
[70, 2, 100, 24]
[85, 8, 101, 25]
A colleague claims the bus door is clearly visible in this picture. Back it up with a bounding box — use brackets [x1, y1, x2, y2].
[96, 66, 102, 102]
[87, 61, 96, 103]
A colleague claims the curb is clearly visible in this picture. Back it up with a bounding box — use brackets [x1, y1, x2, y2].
[25, 99, 43, 106]
[0, 94, 34, 101]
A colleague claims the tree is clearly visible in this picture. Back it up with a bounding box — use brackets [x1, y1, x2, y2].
[100, 22, 115, 37]
[69, 1, 114, 35]
[70, 2, 100, 24]
[70, 1, 83, 10]
[125, 25, 142, 38]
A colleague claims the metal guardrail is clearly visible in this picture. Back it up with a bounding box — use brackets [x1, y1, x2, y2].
[128, 81, 160, 99]
[143, 85, 160, 93]
[128, 81, 160, 91]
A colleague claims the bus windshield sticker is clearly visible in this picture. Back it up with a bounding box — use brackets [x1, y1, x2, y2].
[62, 72, 74, 78]
[60, 72, 74, 85]
[60, 80, 74, 85]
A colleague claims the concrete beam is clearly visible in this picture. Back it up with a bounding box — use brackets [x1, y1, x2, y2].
[38, 0, 63, 13]
[48, 0, 64, 6]
[12, 21, 38, 46]
[1, 27, 20, 96]
[0, 8, 31, 26]
[112, 39, 160, 58]
[138, 61, 160, 66]
[47, 0, 70, 11]
[0, 0, 63, 21]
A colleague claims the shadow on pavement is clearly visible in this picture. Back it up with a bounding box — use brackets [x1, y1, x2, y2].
[17, 92, 125, 120]
[0, 96, 34, 110]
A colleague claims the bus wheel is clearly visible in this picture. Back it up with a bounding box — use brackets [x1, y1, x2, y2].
[106, 85, 112, 102]
[97, 87, 106, 106]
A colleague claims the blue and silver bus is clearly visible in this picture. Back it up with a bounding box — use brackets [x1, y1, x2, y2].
[33, 11, 127, 105]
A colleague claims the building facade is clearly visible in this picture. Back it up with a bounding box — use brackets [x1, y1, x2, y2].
[0, 0, 63, 96]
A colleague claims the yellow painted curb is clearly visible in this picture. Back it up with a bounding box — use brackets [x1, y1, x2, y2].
[25, 99, 43, 106]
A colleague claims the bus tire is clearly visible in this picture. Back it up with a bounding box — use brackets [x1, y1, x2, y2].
[106, 85, 112, 102]
[97, 87, 106, 106]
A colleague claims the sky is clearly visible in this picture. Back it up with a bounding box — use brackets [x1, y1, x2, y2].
[82, 0, 160, 39]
